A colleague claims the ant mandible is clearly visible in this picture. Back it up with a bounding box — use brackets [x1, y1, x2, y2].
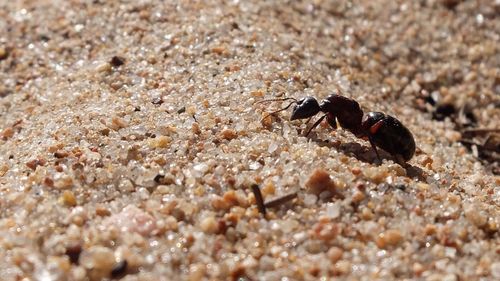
[259, 93, 416, 163]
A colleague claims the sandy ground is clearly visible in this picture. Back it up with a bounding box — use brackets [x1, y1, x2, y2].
[0, 0, 499, 280]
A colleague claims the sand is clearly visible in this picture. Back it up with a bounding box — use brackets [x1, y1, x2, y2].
[0, 0, 499, 280]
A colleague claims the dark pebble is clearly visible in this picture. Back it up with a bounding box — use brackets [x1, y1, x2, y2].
[177, 106, 186, 114]
[111, 260, 128, 278]
[154, 174, 165, 183]
[151, 97, 164, 105]
[433, 103, 455, 121]
[110, 56, 125, 67]
[65, 244, 82, 264]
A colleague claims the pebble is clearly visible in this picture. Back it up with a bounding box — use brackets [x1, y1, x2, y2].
[376, 229, 404, 248]
[96, 62, 112, 73]
[105, 205, 157, 236]
[79, 246, 115, 279]
[305, 169, 336, 195]
[0, 47, 7, 60]
[151, 136, 171, 148]
[110, 56, 125, 67]
[54, 175, 74, 189]
[220, 129, 238, 140]
[109, 116, 128, 131]
[61, 190, 77, 207]
[1, 127, 14, 139]
[311, 220, 340, 241]
[327, 247, 343, 263]
[200, 216, 218, 234]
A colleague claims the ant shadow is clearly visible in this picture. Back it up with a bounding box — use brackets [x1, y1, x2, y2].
[309, 135, 428, 182]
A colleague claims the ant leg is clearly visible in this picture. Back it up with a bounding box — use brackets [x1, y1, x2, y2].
[394, 154, 407, 167]
[260, 101, 297, 122]
[304, 114, 326, 137]
[368, 137, 382, 163]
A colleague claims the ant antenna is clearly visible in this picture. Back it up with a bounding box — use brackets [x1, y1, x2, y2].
[261, 101, 298, 121]
[257, 97, 298, 122]
[334, 85, 346, 96]
[255, 97, 298, 104]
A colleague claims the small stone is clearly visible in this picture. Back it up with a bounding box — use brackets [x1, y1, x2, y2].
[261, 182, 275, 196]
[0, 47, 8, 60]
[333, 260, 351, 275]
[424, 224, 437, 235]
[110, 56, 125, 67]
[261, 112, 273, 127]
[251, 90, 264, 97]
[61, 190, 77, 206]
[54, 175, 74, 189]
[360, 207, 374, 220]
[151, 97, 164, 105]
[440, 0, 461, 9]
[54, 150, 69, 158]
[151, 136, 171, 148]
[65, 243, 82, 264]
[444, 130, 461, 142]
[111, 260, 128, 278]
[325, 202, 340, 219]
[186, 106, 196, 115]
[211, 195, 230, 211]
[305, 169, 336, 195]
[164, 216, 178, 231]
[188, 263, 206, 281]
[26, 158, 46, 170]
[1, 127, 14, 139]
[416, 183, 430, 191]
[44, 177, 54, 187]
[211, 45, 227, 55]
[96, 62, 112, 73]
[464, 203, 487, 227]
[105, 205, 157, 236]
[420, 156, 433, 168]
[311, 220, 340, 241]
[200, 216, 218, 234]
[191, 123, 201, 134]
[351, 167, 361, 175]
[96, 206, 111, 216]
[327, 247, 343, 263]
[376, 229, 403, 248]
[362, 167, 388, 184]
[118, 178, 135, 192]
[80, 246, 115, 279]
[413, 262, 425, 276]
[220, 129, 238, 140]
[109, 116, 128, 131]
[222, 190, 239, 207]
[0, 164, 8, 176]
[351, 191, 365, 203]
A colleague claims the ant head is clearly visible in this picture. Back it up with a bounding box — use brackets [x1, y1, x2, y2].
[290, 97, 321, 120]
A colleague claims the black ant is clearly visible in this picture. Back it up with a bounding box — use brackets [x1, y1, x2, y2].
[258, 94, 416, 163]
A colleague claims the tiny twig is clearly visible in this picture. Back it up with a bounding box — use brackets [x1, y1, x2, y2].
[264, 192, 298, 209]
[462, 128, 500, 135]
[251, 184, 266, 215]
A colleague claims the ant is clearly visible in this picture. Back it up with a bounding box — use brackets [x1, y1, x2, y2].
[258, 93, 416, 163]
